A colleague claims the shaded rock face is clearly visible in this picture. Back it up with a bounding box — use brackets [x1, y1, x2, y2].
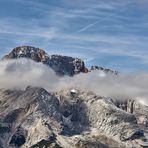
[3, 46, 86, 76]
[0, 87, 147, 148]
[9, 127, 27, 147]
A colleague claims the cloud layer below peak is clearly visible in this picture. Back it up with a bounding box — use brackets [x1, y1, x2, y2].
[0, 59, 148, 105]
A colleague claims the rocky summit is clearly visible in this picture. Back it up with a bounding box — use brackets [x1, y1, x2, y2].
[2, 46, 87, 76]
[2, 46, 118, 77]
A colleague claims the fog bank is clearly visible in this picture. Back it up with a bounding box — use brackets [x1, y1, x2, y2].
[0, 59, 148, 103]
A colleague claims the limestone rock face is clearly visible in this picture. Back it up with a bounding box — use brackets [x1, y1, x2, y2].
[2, 46, 86, 76]
[114, 99, 148, 128]
[114, 99, 148, 144]
[127, 100, 148, 138]
[127, 100, 148, 129]
[0, 87, 147, 148]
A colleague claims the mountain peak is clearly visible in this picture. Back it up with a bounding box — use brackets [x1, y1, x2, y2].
[3, 46, 87, 76]
[3, 46, 47, 62]
[2, 46, 119, 77]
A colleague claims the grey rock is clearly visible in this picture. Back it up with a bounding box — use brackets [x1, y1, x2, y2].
[0, 87, 147, 147]
[90, 65, 118, 75]
[127, 100, 148, 128]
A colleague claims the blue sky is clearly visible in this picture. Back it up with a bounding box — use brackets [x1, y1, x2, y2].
[0, 0, 148, 72]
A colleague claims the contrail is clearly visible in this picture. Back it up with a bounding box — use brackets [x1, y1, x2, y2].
[75, 1, 129, 34]
[76, 13, 116, 33]
[76, 20, 100, 33]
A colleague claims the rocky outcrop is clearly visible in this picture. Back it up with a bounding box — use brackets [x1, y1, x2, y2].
[0, 87, 147, 148]
[90, 65, 118, 75]
[126, 100, 148, 127]
[114, 98, 148, 145]
[114, 99, 148, 128]
[2, 46, 86, 76]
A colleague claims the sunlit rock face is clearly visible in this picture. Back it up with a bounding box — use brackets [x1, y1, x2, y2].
[115, 98, 148, 128]
[0, 87, 147, 148]
[113, 98, 148, 145]
[2, 46, 86, 76]
[126, 99, 148, 127]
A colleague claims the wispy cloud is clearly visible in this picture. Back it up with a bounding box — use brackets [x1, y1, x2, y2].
[0, 0, 148, 72]
[76, 12, 118, 33]
[0, 17, 57, 38]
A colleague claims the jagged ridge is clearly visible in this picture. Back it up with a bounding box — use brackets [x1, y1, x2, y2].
[2, 46, 118, 76]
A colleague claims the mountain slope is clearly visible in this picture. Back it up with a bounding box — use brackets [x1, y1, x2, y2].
[0, 87, 147, 148]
